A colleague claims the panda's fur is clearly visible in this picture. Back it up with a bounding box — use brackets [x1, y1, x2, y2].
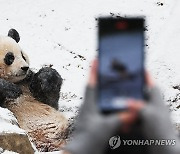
[0, 29, 69, 152]
[0, 36, 29, 83]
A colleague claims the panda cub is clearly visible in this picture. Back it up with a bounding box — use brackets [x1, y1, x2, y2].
[0, 29, 69, 152]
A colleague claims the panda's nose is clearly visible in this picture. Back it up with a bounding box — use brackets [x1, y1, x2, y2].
[21, 66, 29, 72]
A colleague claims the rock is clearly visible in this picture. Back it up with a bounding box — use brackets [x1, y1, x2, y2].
[0, 107, 34, 154]
[0, 133, 34, 154]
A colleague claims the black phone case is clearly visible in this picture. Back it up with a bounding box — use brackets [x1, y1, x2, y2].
[98, 17, 145, 114]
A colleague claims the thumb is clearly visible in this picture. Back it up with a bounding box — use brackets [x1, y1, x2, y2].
[88, 59, 98, 88]
[79, 86, 98, 116]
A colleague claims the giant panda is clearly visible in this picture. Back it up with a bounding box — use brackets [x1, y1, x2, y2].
[0, 29, 69, 152]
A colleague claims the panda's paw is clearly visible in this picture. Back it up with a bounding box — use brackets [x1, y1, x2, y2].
[29, 67, 62, 109]
[0, 79, 22, 100]
[30, 67, 63, 93]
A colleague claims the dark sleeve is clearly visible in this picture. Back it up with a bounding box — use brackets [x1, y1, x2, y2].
[140, 87, 180, 154]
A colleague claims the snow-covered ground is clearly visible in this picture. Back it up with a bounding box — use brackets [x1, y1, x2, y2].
[0, 0, 179, 131]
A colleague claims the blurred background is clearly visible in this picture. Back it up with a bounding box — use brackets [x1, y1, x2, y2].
[0, 0, 179, 130]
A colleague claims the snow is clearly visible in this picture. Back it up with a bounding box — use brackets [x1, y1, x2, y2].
[0, 107, 25, 134]
[0, 0, 179, 135]
[35, 151, 63, 154]
[1, 150, 18, 154]
[0, 148, 18, 154]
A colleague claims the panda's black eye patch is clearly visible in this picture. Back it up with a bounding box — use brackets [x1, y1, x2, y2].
[21, 51, 26, 61]
[4, 52, 15, 65]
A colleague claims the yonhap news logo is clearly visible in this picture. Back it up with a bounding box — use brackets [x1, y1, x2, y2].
[109, 136, 121, 149]
[109, 136, 176, 149]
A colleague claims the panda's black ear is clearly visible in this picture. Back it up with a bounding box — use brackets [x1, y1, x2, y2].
[8, 29, 20, 43]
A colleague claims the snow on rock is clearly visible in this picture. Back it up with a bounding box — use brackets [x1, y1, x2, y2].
[35, 151, 63, 154]
[2, 151, 18, 154]
[0, 107, 35, 154]
[0, 107, 24, 134]
[0, 148, 19, 154]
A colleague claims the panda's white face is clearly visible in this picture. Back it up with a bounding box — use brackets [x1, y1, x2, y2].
[0, 36, 29, 83]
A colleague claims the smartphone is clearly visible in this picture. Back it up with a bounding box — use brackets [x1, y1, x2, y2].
[98, 17, 145, 113]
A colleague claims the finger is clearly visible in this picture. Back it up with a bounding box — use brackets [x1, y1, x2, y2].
[118, 111, 137, 126]
[80, 87, 98, 115]
[121, 124, 132, 133]
[144, 72, 163, 104]
[127, 99, 145, 112]
[145, 71, 154, 88]
[88, 59, 98, 88]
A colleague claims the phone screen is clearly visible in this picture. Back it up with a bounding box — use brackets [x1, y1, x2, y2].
[98, 18, 144, 112]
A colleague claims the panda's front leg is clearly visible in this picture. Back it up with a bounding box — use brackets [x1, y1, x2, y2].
[0, 79, 22, 107]
[29, 67, 63, 110]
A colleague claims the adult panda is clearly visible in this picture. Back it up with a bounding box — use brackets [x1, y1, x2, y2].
[0, 29, 69, 152]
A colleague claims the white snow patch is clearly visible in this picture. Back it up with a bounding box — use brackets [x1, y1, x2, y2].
[0, 148, 19, 154]
[2, 151, 18, 154]
[35, 151, 63, 154]
[0, 107, 25, 134]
